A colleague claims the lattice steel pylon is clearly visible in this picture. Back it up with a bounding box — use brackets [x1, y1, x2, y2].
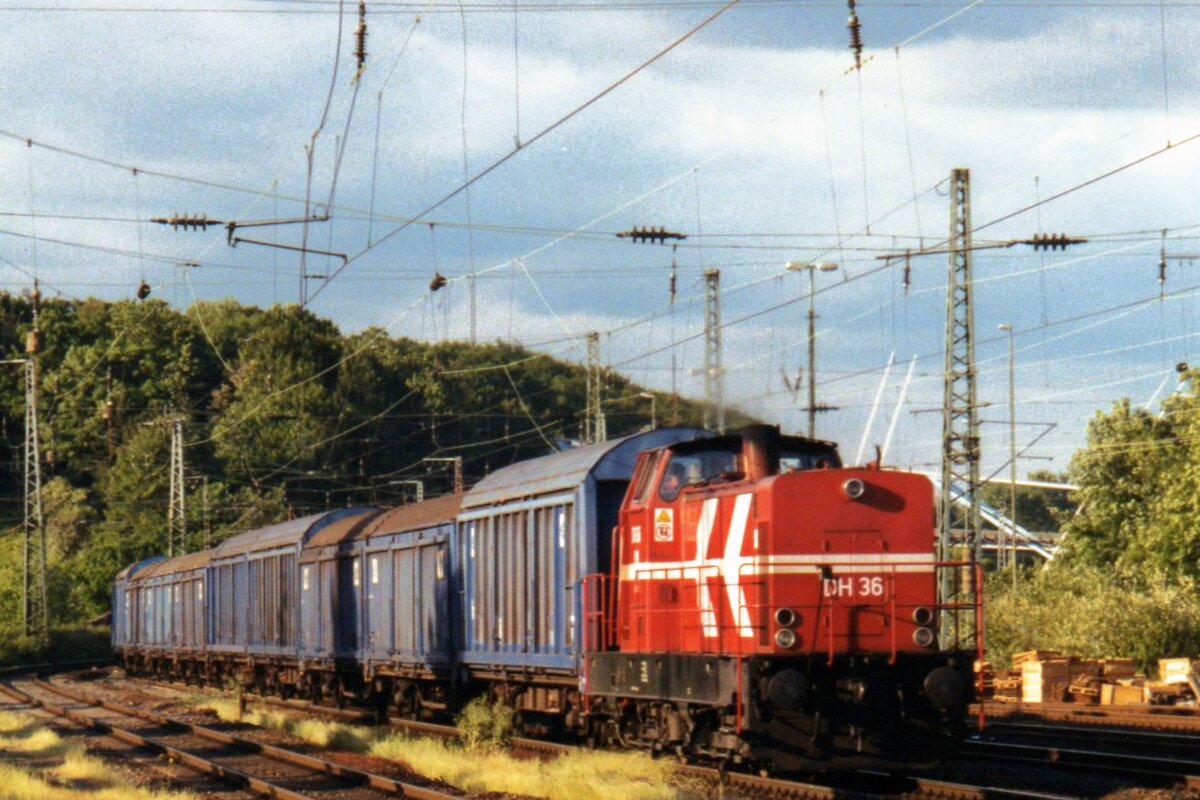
[939, 167, 981, 649]
[22, 356, 48, 642]
[585, 332, 607, 443]
[703, 268, 725, 433]
[168, 417, 187, 557]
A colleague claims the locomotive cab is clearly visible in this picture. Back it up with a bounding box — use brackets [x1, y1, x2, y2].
[583, 424, 978, 771]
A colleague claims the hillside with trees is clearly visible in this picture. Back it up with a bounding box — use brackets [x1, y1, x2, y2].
[0, 293, 744, 634]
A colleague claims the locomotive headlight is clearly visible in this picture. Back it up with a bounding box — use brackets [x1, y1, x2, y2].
[912, 606, 934, 626]
[775, 628, 798, 649]
[843, 478, 866, 500]
[774, 607, 796, 627]
[912, 626, 935, 647]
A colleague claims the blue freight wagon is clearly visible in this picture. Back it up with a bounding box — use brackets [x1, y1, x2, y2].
[298, 508, 380, 672]
[455, 428, 705, 713]
[356, 493, 462, 711]
[112, 556, 163, 653]
[113, 429, 705, 723]
[207, 508, 376, 694]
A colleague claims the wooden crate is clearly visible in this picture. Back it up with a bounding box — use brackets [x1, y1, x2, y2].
[1013, 650, 1063, 667]
[1158, 658, 1192, 684]
[1021, 659, 1071, 703]
[1101, 681, 1146, 705]
[1100, 659, 1136, 680]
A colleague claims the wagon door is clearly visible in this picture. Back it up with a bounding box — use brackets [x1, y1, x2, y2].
[336, 555, 359, 655]
[366, 550, 389, 654]
[420, 538, 449, 660]
[300, 562, 319, 652]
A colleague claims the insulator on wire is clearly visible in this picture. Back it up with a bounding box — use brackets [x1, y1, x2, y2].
[846, 0, 863, 70]
[616, 226, 686, 245]
[354, 1, 368, 70]
[902, 252, 911, 293]
[1160, 252, 1168, 285]
[430, 273, 447, 292]
[152, 214, 219, 231]
[1030, 232, 1086, 251]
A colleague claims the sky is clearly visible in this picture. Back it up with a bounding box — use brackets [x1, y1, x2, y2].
[1, 0, 1199, 479]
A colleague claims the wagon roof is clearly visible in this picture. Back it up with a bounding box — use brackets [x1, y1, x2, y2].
[213, 506, 378, 558]
[355, 493, 463, 541]
[137, 549, 213, 579]
[114, 555, 165, 582]
[461, 428, 709, 509]
[303, 508, 386, 549]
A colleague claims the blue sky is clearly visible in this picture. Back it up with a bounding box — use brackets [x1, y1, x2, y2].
[1, 0, 1199, 477]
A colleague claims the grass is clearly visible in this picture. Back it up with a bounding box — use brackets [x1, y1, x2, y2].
[0, 709, 193, 799]
[194, 697, 373, 751]
[191, 697, 688, 800]
[370, 735, 683, 800]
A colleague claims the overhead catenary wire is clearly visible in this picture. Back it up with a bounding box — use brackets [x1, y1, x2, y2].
[368, 14, 422, 246]
[299, 0, 347, 305]
[4, 0, 1195, 479]
[12, 0, 1198, 13]
[304, 0, 746, 305]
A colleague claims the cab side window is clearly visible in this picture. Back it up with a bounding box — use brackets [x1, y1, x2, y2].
[628, 452, 660, 505]
[658, 449, 738, 501]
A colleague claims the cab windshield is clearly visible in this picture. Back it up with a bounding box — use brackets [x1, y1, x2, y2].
[779, 445, 840, 472]
[658, 446, 739, 501]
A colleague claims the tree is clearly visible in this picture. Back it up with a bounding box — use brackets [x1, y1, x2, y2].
[1059, 398, 1181, 570]
[75, 418, 172, 614]
[210, 305, 345, 484]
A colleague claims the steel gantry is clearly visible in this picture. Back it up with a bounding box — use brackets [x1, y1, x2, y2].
[939, 167, 982, 648]
[168, 416, 187, 557]
[703, 268, 725, 433]
[585, 331, 607, 444]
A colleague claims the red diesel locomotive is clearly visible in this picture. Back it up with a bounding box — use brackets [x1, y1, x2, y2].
[583, 425, 980, 770]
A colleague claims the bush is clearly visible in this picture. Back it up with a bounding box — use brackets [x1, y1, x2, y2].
[0, 626, 112, 669]
[985, 563, 1200, 671]
[455, 696, 516, 750]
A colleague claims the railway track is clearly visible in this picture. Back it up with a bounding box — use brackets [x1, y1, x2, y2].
[960, 724, 1200, 786]
[977, 700, 1200, 732]
[109, 669, 1058, 799]
[982, 718, 1200, 761]
[0, 667, 464, 800]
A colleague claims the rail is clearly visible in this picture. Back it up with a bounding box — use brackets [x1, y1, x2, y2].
[0, 669, 462, 800]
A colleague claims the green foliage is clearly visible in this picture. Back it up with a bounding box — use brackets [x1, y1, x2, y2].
[985, 563, 1200, 671]
[456, 696, 517, 750]
[978, 469, 1073, 534]
[0, 626, 112, 668]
